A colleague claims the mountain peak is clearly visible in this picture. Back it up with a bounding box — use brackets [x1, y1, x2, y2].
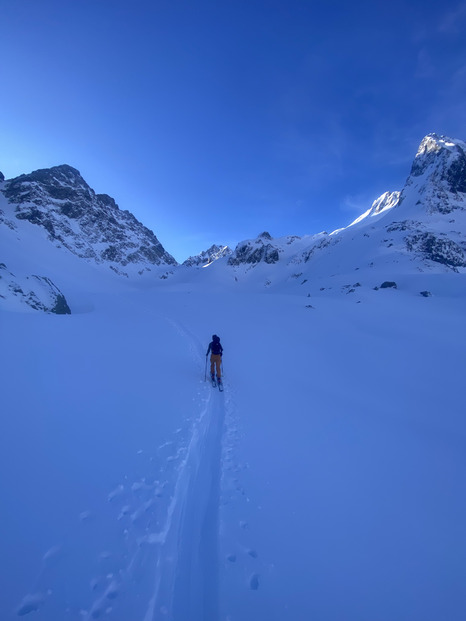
[417, 133, 452, 153]
[2, 164, 177, 275]
[410, 134, 466, 189]
[182, 244, 232, 267]
[399, 133, 466, 215]
[15, 164, 87, 186]
[258, 231, 272, 240]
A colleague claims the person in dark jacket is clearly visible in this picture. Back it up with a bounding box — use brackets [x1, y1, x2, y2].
[206, 334, 223, 384]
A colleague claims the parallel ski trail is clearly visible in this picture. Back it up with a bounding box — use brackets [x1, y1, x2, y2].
[171, 390, 224, 620]
[144, 320, 225, 621]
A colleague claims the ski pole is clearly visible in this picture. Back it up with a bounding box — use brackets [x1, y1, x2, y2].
[204, 355, 208, 382]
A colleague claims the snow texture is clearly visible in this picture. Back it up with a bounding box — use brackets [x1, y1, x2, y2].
[1, 134, 466, 620]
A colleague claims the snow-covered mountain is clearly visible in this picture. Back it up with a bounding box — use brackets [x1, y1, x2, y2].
[404, 133, 466, 211]
[2, 134, 466, 621]
[205, 133, 466, 294]
[0, 164, 179, 312]
[349, 190, 401, 226]
[1, 164, 176, 275]
[347, 133, 466, 270]
[182, 244, 232, 267]
[1, 132, 465, 314]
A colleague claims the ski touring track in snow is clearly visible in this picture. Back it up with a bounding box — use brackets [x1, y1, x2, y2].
[78, 318, 230, 621]
[15, 317, 230, 621]
[142, 319, 226, 621]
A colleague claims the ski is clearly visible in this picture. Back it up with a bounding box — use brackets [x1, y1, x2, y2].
[211, 379, 217, 388]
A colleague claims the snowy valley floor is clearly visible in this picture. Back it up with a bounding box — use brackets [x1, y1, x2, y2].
[1, 280, 466, 620]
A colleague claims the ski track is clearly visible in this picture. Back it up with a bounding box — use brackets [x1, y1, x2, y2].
[14, 318, 228, 621]
[86, 319, 227, 621]
[145, 319, 225, 620]
[143, 383, 224, 621]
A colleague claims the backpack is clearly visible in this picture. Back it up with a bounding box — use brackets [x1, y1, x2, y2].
[211, 335, 222, 355]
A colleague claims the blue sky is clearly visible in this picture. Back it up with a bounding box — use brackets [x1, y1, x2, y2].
[1, 0, 465, 261]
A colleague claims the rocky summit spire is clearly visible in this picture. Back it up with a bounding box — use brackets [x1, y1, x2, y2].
[403, 134, 466, 212]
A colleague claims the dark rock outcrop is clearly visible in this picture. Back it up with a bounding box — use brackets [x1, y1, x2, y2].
[0, 264, 71, 314]
[2, 165, 177, 273]
[405, 231, 466, 269]
[402, 134, 466, 214]
[228, 240, 280, 266]
[183, 244, 232, 267]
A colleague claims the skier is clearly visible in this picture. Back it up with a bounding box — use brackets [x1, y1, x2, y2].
[206, 334, 223, 388]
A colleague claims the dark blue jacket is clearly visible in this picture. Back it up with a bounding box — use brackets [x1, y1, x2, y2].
[207, 336, 223, 356]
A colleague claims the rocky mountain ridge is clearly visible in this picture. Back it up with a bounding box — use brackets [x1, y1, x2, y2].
[1, 164, 176, 276]
[222, 133, 466, 275]
[182, 244, 232, 267]
[1, 133, 465, 313]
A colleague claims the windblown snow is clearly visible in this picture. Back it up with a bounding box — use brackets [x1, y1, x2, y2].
[1, 133, 466, 621]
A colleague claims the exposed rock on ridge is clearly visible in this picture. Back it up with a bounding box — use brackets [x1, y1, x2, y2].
[228, 233, 281, 266]
[401, 133, 466, 214]
[349, 191, 401, 227]
[2, 132, 465, 308]
[0, 263, 71, 314]
[2, 165, 177, 275]
[222, 134, 466, 277]
[183, 244, 232, 267]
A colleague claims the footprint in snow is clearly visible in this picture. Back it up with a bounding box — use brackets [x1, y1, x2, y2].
[131, 479, 154, 493]
[249, 573, 260, 590]
[16, 593, 45, 616]
[108, 485, 125, 502]
[117, 505, 131, 520]
[104, 580, 119, 600]
[90, 604, 104, 619]
[131, 499, 156, 523]
[88, 577, 120, 618]
[42, 545, 62, 565]
[158, 440, 173, 451]
[90, 578, 101, 592]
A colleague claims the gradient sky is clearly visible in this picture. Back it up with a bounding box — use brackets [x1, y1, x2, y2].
[1, 0, 465, 261]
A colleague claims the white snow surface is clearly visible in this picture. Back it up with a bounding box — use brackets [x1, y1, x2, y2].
[2, 133, 466, 619]
[2, 223, 466, 620]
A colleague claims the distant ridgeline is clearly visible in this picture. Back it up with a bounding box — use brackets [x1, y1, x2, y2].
[1, 132, 465, 313]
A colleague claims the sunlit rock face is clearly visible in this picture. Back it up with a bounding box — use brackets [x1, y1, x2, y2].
[402, 133, 466, 214]
[183, 244, 232, 267]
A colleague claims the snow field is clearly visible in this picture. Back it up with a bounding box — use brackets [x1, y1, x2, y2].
[1, 276, 466, 620]
[1, 292, 224, 620]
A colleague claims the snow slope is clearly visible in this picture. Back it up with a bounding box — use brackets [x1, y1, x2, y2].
[1, 259, 466, 620]
[1, 133, 466, 620]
